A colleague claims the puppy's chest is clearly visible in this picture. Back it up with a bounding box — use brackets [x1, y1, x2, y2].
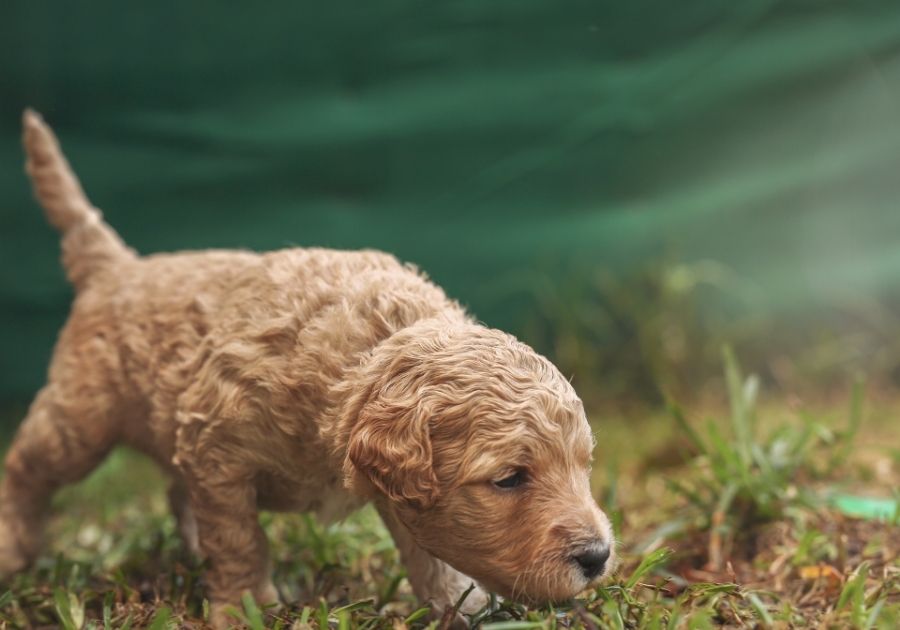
[256, 469, 364, 522]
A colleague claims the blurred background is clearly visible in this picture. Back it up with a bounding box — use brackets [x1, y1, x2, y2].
[2, 0, 900, 423]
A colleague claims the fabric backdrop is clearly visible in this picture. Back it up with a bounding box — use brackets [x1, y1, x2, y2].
[2, 1, 900, 404]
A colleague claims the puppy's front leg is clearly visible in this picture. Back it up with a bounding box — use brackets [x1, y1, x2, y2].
[181, 457, 278, 629]
[376, 504, 489, 623]
[167, 482, 202, 557]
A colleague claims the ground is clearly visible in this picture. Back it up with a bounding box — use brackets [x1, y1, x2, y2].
[0, 364, 898, 629]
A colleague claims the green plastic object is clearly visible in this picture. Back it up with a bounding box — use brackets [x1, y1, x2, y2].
[830, 494, 899, 521]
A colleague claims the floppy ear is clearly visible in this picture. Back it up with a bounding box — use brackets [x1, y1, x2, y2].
[332, 321, 457, 510]
[345, 393, 440, 509]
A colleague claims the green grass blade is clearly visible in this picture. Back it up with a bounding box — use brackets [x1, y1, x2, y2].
[405, 607, 432, 624]
[722, 346, 752, 466]
[241, 592, 265, 630]
[686, 608, 714, 629]
[747, 593, 773, 628]
[317, 598, 329, 628]
[833, 377, 865, 468]
[377, 573, 404, 608]
[53, 588, 78, 630]
[668, 402, 707, 455]
[665, 478, 706, 508]
[146, 606, 171, 630]
[715, 481, 739, 516]
[102, 592, 113, 630]
[848, 377, 864, 440]
[626, 547, 675, 589]
[864, 597, 885, 630]
[332, 599, 375, 615]
[665, 602, 684, 630]
[837, 563, 868, 611]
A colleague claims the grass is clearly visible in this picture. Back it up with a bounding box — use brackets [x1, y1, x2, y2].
[664, 349, 865, 562]
[521, 257, 900, 411]
[0, 357, 898, 628]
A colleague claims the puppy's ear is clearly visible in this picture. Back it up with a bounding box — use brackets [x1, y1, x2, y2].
[345, 396, 439, 509]
[333, 322, 455, 510]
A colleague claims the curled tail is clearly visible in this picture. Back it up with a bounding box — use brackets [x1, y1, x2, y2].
[22, 109, 135, 289]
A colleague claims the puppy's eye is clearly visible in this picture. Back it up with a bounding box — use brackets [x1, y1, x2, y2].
[493, 470, 526, 489]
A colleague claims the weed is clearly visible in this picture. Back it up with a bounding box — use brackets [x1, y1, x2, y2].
[666, 349, 862, 546]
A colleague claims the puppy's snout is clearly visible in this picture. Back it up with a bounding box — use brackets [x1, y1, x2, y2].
[572, 542, 610, 580]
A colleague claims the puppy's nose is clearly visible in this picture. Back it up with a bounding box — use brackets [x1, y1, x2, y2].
[572, 543, 610, 580]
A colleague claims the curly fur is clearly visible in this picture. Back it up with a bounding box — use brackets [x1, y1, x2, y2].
[0, 110, 615, 628]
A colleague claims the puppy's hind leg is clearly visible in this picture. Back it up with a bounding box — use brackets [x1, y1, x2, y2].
[0, 385, 116, 577]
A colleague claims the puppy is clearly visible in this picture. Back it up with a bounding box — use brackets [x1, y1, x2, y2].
[0, 111, 615, 628]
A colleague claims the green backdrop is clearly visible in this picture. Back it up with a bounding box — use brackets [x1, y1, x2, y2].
[2, 1, 900, 405]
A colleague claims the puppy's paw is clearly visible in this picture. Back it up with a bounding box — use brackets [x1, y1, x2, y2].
[0, 519, 29, 579]
[441, 611, 470, 630]
[208, 585, 281, 629]
[255, 580, 281, 609]
[456, 584, 490, 615]
[0, 546, 27, 580]
[428, 585, 490, 629]
[209, 603, 239, 630]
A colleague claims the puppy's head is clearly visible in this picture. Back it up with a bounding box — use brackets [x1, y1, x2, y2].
[342, 320, 615, 602]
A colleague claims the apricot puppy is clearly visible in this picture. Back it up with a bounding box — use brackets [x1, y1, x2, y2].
[0, 111, 615, 628]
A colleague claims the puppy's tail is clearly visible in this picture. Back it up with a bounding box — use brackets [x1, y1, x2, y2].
[22, 109, 136, 290]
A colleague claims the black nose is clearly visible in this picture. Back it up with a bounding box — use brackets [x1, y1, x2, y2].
[573, 544, 610, 580]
